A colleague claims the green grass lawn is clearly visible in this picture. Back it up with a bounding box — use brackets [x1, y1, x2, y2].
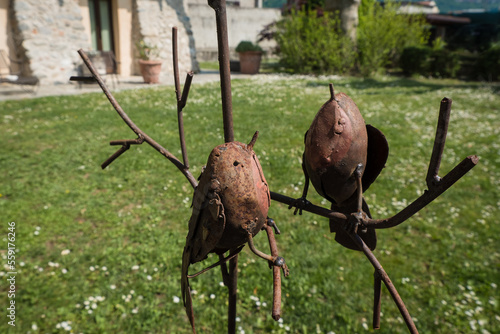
[1, 75, 499, 333]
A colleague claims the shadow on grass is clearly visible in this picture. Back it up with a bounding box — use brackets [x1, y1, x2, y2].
[305, 76, 500, 95]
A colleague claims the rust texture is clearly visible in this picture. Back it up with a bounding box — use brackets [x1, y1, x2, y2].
[298, 84, 388, 251]
[181, 134, 288, 333]
[279, 87, 478, 333]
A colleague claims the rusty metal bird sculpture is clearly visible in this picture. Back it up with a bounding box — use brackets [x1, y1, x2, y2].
[292, 84, 389, 251]
[182, 132, 289, 333]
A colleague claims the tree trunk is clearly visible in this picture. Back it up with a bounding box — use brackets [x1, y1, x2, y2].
[325, 0, 360, 41]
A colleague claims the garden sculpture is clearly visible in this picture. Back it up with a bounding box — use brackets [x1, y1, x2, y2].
[71, 22, 288, 334]
[182, 133, 289, 332]
[276, 91, 479, 334]
[292, 84, 388, 251]
[70, 0, 479, 332]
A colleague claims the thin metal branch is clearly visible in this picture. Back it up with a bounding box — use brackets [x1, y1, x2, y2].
[101, 138, 144, 169]
[173, 27, 182, 102]
[351, 233, 419, 334]
[271, 193, 419, 332]
[207, 1, 237, 332]
[69, 75, 95, 82]
[187, 246, 244, 278]
[101, 144, 130, 170]
[109, 138, 144, 146]
[172, 27, 192, 169]
[373, 271, 382, 330]
[426, 98, 452, 188]
[208, 0, 234, 143]
[364, 155, 478, 228]
[76, 49, 198, 189]
[180, 72, 194, 110]
[271, 191, 348, 224]
[263, 223, 284, 321]
[272, 154, 478, 230]
[227, 254, 238, 334]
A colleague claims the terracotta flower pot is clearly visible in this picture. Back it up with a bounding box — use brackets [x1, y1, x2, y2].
[238, 51, 262, 74]
[138, 59, 162, 84]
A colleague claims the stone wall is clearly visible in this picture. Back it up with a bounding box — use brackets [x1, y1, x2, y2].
[10, 0, 91, 84]
[133, 0, 199, 83]
[6, 0, 277, 84]
[188, 4, 281, 61]
[7, 0, 199, 85]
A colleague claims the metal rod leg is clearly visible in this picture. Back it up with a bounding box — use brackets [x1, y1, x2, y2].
[264, 224, 283, 320]
[227, 255, 238, 334]
[354, 234, 419, 334]
[373, 270, 382, 330]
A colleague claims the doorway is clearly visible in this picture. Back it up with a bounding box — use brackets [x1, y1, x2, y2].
[88, 0, 116, 74]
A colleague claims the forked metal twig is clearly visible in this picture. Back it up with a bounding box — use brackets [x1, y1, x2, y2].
[71, 49, 198, 189]
[271, 95, 478, 333]
[173, 26, 193, 168]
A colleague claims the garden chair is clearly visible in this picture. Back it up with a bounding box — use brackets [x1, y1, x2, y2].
[0, 49, 39, 93]
[76, 50, 120, 89]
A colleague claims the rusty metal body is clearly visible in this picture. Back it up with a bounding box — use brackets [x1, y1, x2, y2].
[304, 90, 369, 205]
[301, 85, 388, 250]
[183, 137, 270, 263]
[182, 133, 280, 332]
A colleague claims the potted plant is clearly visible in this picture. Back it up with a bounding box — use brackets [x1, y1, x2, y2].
[235, 41, 263, 75]
[136, 40, 162, 84]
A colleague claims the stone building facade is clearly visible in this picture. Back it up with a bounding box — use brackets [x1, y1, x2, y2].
[188, 2, 280, 61]
[0, 0, 281, 85]
[0, 0, 199, 84]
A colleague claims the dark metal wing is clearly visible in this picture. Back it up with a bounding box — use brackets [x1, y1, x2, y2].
[362, 124, 389, 193]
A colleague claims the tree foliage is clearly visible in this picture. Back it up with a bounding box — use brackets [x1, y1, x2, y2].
[274, 0, 430, 76]
[357, 0, 430, 75]
[274, 10, 357, 75]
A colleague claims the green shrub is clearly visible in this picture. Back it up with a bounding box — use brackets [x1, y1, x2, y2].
[235, 41, 263, 53]
[274, 10, 356, 75]
[357, 0, 430, 76]
[400, 45, 461, 79]
[400, 46, 432, 76]
[429, 49, 461, 78]
[476, 46, 500, 81]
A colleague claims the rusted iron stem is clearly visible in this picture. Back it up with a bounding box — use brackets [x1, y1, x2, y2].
[352, 233, 419, 334]
[173, 27, 182, 102]
[264, 224, 282, 321]
[272, 154, 477, 230]
[208, 0, 234, 143]
[109, 138, 144, 146]
[364, 155, 478, 228]
[270, 191, 348, 223]
[426, 98, 452, 188]
[172, 27, 192, 169]
[101, 138, 144, 169]
[187, 246, 244, 279]
[180, 72, 194, 110]
[101, 144, 130, 170]
[247, 233, 275, 262]
[227, 255, 238, 334]
[373, 271, 382, 329]
[271, 191, 418, 332]
[76, 49, 198, 189]
[69, 75, 94, 82]
[207, 1, 236, 332]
